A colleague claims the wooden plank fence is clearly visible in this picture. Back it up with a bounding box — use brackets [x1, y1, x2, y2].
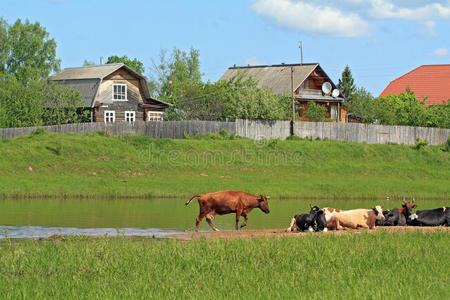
[1, 120, 449, 145]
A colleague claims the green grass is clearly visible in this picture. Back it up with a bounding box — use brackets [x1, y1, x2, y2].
[0, 131, 449, 199]
[0, 231, 448, 299]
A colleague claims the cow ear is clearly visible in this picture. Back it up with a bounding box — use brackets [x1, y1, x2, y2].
[258, 195, 264, 202]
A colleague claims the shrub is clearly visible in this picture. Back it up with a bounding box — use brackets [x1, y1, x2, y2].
[414, 138, 428, 150]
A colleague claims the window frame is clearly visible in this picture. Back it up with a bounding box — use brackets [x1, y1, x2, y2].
[112, 83, 127, 101]
[125, 111, 136, 123]
[104, 110, 115, 123]
[147, 111, 164, 121]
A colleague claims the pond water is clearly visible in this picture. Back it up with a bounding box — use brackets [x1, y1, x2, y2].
[0, 198, 448, 239]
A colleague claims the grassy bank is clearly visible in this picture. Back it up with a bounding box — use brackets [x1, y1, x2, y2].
[0, 131, 449, 199]
[0, 231, 448, 298]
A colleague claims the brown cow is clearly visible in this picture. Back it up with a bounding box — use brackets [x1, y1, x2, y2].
[185, 190, 270, 232]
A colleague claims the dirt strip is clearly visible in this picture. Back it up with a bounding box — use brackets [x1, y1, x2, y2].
[168, 226, 450, 241]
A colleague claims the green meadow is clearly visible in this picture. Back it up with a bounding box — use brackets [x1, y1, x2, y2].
[0, 130, 449, 199]
[0, 231, 448, 299]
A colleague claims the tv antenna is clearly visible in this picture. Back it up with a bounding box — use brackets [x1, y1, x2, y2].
[299, 41, 303, 65]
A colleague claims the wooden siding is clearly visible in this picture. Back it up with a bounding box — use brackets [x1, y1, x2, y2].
[94, 108, 144, 123]
[96, 68, 146, 105]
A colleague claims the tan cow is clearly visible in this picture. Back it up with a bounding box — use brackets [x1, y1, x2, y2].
[322, 207, 344, 225]
[185, 190, 270, 232]
[328, 206, 385, 230]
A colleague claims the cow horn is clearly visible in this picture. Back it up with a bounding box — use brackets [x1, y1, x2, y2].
[266, 196, 271, 199]
[412, 198, 415, 203]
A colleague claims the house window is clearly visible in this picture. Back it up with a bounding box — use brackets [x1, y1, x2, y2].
[125, 111, 135, 123]
[104, 110, 115, 123]
[300, 79, 310, 89]
[147, 111, 163, 121]
[113, 84, 127, 101]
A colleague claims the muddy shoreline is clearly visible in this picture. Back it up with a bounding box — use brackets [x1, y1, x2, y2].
[168, 226, 450, 240]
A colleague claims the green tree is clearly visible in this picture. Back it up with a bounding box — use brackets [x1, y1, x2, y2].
[425, 101, 450, 128]
[345, 87, 376, 123]
[42, 82, 86, 125]
[0, 77, 85, 128]
[149, 47, 291, 121]
[338, 65, 356, 104]
[0, 77, 43, 127]
[149, 47, 203, 103]
[375, 91, 427, 126]
[303, 101, 329, 122]
[106, 55, 145, 74]
[0, 18, 60, 84]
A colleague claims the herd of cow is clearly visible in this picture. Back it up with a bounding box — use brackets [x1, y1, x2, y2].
[287, 199, 449, 232]
[185, 190, 450, 232]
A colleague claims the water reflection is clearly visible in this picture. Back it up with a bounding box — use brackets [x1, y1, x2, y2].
[0, 225, 187, 240]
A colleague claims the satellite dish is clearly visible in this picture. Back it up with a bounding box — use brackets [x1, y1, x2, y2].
[332, 89, 340, 98]
[322, 82, 332, 94]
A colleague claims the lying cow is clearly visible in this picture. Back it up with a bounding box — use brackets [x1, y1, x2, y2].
[185, 190, 270, 232]
[376, 200, 417, 226]
[328, 206, 385, 230]
[408, 207, 449, 226]
[286, 206, 327, 232]
[322, 207, 343, 225]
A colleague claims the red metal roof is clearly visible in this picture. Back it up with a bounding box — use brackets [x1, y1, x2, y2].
[379, 65, 450, 106]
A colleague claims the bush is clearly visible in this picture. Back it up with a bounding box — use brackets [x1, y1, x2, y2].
[303, 102, 329, 122]
[414, 138, 428, 150]
[29, 128, 46, 136]
[441, 138, 450, 153]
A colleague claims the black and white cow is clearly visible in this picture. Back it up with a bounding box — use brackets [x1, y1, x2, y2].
[408, 207, 450, 226]
[376, 200, 416, 226]
[286, 206, 328, 232]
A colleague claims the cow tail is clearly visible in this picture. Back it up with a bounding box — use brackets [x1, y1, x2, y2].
[185, 194, 201, 206]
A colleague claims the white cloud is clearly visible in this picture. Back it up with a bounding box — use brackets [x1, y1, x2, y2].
[251, 0, 370, 38]
[368, 0, 450, 21]
[430, 48, 449, 57]
[418, 20, 437, 38]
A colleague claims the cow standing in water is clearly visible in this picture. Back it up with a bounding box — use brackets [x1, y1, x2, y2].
[185, 190, 270, 232]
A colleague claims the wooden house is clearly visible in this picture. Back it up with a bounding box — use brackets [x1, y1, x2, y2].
[49, 63, 170, 122]
[380, 64, 450, 106]
[220, 63, 346, 122]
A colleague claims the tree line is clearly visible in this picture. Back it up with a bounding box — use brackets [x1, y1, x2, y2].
[0, 17, 448, 128]
[339, 66, 449, 128]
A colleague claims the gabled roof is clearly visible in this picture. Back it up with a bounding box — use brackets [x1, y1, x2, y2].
[380, 64, 450, 106]
[220, 63, 319, 96]
[50, 64, 128, 80]
[219, 63, 344, 102]
[49, 63, 170, 108]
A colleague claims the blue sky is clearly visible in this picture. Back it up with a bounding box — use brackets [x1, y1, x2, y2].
[3, 0, 450, 95]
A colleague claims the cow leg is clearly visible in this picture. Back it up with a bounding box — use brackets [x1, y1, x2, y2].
[286, 218, 297, 232]
[359, 223, 370, 229]
[240, 213, 248, 229]
[206, 215, 219, 231]
[195, 215, 204, 232]
[235, 212, 242, 230]
[195, 213, 205, 232]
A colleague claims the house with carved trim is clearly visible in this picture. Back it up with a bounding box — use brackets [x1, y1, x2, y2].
[49, 63, 170, 123]
[220, 63, 346, 122]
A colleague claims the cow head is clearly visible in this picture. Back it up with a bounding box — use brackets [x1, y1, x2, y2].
[372, 206, 385, 220]
[257, 195, 270, 214]
[401, 199, 417, 218]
